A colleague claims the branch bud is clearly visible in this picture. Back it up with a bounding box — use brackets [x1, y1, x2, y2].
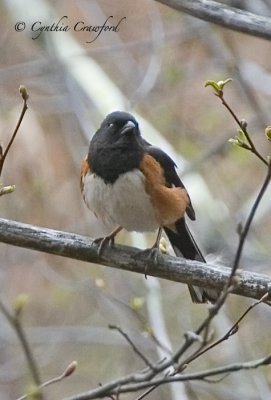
[204, 78, 232, 95]
[13, 293, 29, 316]
[130, 297, 145, 310]
[240, 119, 247, 130]
[229, 134, 250, 150]
[265, 126, 271, 141]
[0, 185, 16, 196]
[19, 85, 29, 101]
[236, 222, 243, 236]
[63, 360, 78, 377]
[27, 383, 40, 400]
[159, 237, 168, 254]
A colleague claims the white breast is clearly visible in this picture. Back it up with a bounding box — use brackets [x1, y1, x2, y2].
[82, 170, 159, 232]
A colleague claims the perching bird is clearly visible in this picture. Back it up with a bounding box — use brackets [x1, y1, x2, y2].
[80, 111, 218, 303]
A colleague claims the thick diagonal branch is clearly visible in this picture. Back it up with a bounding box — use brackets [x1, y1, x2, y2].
[0, 218, 270, 301]
[155, 0, 271, 41]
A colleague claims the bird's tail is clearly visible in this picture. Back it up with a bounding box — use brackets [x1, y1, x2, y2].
[164, 218, 219, 303]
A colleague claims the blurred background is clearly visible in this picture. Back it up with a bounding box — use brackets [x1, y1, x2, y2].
[1, 0, 271, 399]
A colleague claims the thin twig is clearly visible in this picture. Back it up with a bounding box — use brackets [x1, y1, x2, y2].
[134, 385, 157, 400]
[17, 361, 77, 400]
[0, 86, 29, 176]
[217, 92, 268, 166]
[177, 292, 270, 369]
[63, 355, 271, 399]
[226, 161, 271, 289]
[0, 299, 42, 396]
[109, 325, 156, 370]
[172, 161, 271, 371]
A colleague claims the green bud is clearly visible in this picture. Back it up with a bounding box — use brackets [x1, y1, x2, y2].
[237, 129, 246, 142]
[204, 78, 232, 94]
[13, 293, 29, 316]
[265, 126, 271, 141]
[130, 297, 145, 310]
[204, 80, 221, 93]
[159, 237, 168, 254]
[228, 137, 240, 146]
[144, 324, 153, 336]
[0, 185, 16, 196]
[19, 85, 29, 101]
[27, 384, 40, 400]
[229, 134, 250, 150]
[217, 78, 232, 90]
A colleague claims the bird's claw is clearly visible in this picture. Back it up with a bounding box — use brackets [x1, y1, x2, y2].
[93, 235, 115, 256]
[140, 247, 161, 279]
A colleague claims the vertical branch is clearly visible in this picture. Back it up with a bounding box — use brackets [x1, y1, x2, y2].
[0, 299, 43, 397]
[227, 161, 271, 287]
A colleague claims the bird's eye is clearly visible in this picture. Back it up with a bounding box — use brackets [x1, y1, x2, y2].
[108, 122, 114, 128]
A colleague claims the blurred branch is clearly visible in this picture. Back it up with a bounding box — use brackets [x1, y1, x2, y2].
[17, 361, 77, 400]
[227, 160, 271, 283]
[63, 354, 271, 400]
[155, 0, 271, 41]
[0, 298, 42, 398]
[0, 85, 29, 176]
[0, 217, 271, 301]
[177, 292, 270, 369]
[108, 325, 156, 370]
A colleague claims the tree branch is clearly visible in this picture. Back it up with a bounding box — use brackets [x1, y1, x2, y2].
[62, 354, 271, 399]
[0, 86, 29, 176]
[155, 0, 271, 41]
[0, 299, 42, 398]
[0, 218, 271, 301]
[108, 325, 156, 370]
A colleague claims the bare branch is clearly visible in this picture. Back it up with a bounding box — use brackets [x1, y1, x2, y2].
[0, 299, 42, 398]
[108, 325, 156, 370]
[17, 361, 77, 400]
[155, 0, 271, 41]
[177, 292, 270, 370]
[1, 218, 271, 301]
[0, 86, 29, 176]
[62, 355, 271, 399]
[227, 161, 271, 288]
[216, 90, 268, 166]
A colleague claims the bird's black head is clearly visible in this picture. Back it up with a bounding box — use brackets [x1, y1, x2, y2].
[88, 111, 143, 183]
[98, 111, 140, 144]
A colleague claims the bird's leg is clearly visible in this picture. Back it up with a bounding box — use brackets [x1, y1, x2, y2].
[143, 227, 163, 278]
[152, 227, 163, 250]
[93, 226, 123, 256]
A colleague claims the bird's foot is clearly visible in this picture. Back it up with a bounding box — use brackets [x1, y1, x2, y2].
[140, 246, 162, 279]
[93, 235, 115, 256]
[92, 226, 123, 257]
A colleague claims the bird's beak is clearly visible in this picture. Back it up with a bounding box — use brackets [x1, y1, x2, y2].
[120, 120, 137, 135]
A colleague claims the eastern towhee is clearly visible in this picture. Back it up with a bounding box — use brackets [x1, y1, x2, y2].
[81, 111, 218, 303]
